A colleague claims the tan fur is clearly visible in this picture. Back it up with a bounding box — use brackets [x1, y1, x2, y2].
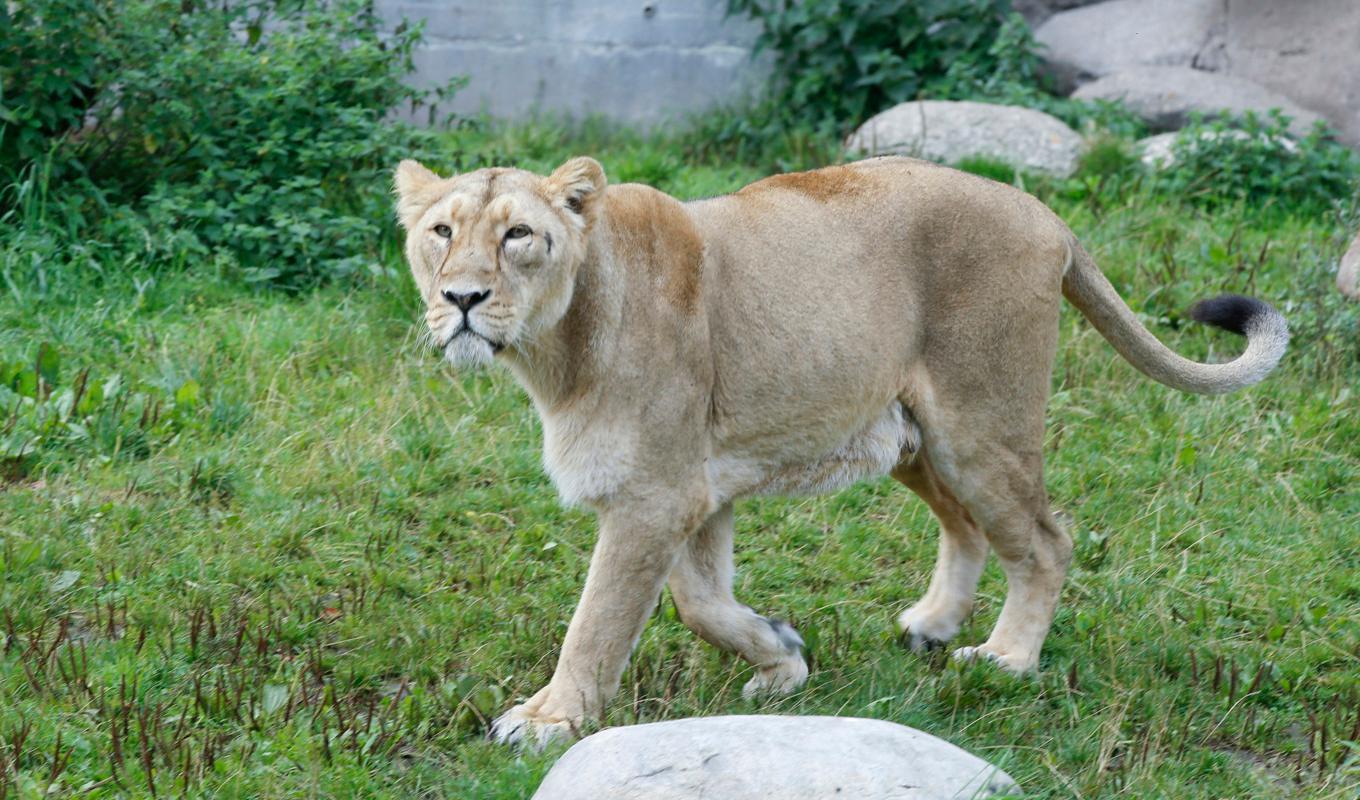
[740, 164, 875, 203]
[604, 186, 705, 313]
[1339, 231, 1360, 301]
[393, 155, 1286, 748]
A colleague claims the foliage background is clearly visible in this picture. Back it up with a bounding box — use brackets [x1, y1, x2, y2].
[1, 0, 457, 287]
[728, 0, 1040, 129]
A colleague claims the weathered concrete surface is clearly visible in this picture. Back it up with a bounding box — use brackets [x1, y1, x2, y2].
[1074, 66, 1323, 135]
[847, 100, 1084, 176]
[531, 715, 1021, 800]
[378, 0, 766, 126]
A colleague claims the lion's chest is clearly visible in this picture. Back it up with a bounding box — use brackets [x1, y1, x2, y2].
[539, 412, 636, 507]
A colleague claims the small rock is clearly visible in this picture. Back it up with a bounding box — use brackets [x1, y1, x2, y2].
[1135, 132, 1179, 168]
[531, 715, 1020, 800]
[1137, 130, 1297, 170]
[1339, 232, 1360, 301]
[846, 100, 1083, 177]
[1034, 0, 1225, 93]
[1073, 67, 1323, 136]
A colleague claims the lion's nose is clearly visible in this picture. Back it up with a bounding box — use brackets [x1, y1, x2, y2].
[442, 288, 490, 312]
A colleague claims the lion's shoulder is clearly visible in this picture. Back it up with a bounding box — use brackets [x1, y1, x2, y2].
[601, 184, 705, 313]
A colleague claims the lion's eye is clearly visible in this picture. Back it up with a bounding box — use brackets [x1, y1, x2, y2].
[433, 224, 452, 239]
[505, 224, 532, 241]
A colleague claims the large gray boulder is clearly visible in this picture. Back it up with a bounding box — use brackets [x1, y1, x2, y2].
[1011, 0, 1105, 27]
[1074, 67, 1323, 135]
[846, 100, 1084, 177]
[1212, 0, 1360, 149]
[1034, 0, 1225, 93]
[1036, 0, 1360, 148]
[531, 715, 1020, 800]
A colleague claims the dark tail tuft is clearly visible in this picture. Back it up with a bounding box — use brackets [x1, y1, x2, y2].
[1188, 294, 1271, 336]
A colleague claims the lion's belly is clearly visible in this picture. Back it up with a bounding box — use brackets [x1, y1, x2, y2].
[706, 401, 920, 503]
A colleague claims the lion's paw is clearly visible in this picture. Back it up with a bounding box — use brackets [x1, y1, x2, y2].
[742, 655, 809, 698]
[488, 703, 578, 750]
[950, 644, 1037, 675]
[896, 605, 962, 653]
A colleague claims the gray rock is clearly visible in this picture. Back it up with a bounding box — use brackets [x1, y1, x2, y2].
[1136, 130, 1297, 170]
[1035, 0, 1360, 148]
[1012, 0, 1107, 27]
[1034, 0, 1226, 93]
[1339, 232, 1360, 302]
[531, 715, 1020, 800]
[1074, 67, 1323, 135]
[1213, 0, 1360, 148]
[846, 100, 1084, 177]
[1136, 132, 1181, 169]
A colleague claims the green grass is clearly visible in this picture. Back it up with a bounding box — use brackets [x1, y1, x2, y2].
[1, 123, 1358, 798]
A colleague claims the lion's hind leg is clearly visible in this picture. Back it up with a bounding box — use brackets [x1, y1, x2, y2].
[891, 457, 989, 652]
[921, 427, 1073, 674]
[668, 503, 809, 697]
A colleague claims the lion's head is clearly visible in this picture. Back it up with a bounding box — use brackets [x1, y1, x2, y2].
[393, 157, 607, 367]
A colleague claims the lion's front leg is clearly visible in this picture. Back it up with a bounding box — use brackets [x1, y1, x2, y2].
[668, 503, 808, 698]
[490, 494, 708, 748]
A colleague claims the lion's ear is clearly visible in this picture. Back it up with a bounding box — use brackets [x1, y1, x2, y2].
[393, 159, 448, 230]
[544, 157, 607, 224]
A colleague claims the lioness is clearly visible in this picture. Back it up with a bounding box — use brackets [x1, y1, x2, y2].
[1339, 231, 1360, 301]
[393, 156, 1287, 747]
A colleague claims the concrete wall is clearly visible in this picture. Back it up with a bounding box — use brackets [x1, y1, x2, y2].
[378, 0, 767, 126]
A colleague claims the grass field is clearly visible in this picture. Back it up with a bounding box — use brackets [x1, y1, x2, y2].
[1, 123, 1358, 798]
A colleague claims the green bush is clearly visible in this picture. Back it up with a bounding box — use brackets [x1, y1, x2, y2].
[727, 0, 1040, 132]
[0, 0, 109, 188]
[1, 0, 457, 287]
[1152, 112, 1360, 216]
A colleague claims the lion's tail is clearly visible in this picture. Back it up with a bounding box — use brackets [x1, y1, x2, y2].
[1061, 238, 1288, 395]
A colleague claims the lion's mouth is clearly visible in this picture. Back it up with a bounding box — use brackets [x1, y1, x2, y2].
[444, 321, 504, 353]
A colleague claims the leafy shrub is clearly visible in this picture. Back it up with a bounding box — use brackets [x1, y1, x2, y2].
[0, 0, 108, 189]
[727, 0, 1041, 132]
[1075, 135, 1141, 179]
[1, 0, 457, 287]
[1151, 112, 1360, 216]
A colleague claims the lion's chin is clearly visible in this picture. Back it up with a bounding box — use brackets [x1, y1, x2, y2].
[444, 333, 499, 368]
